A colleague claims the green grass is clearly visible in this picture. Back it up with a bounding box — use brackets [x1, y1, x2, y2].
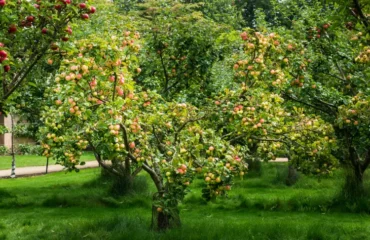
[1, 163, 370, 239]
[0, 152, 95, 170]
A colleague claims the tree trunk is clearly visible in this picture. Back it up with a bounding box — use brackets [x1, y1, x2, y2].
[286, 164, 299, 186]
[342, 166, 364, 201]
[151, 203, 181, 231]
[10, 115, 16, 178]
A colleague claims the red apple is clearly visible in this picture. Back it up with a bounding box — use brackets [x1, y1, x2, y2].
[0, 42, 4, 47]
[34, 4, 40, 9]
[41, 28, 48, 34]
[89, 6, 96, 13]
[79, 2, 86, 8]
[27, 16, 35, 22]
[3, 65, 10, 72]
[8, 24, 17, 34]
[0, 50, 7, 59]
[129, 142, 135, 149]
[81, 13, 89, 20]
[61, 37, 69, 42]
[0, 0, 6, 7]
[323, 23, 330, 29]
[50, 43, 58, 50]
[54, 4, 61, 10]
[63, 0, 71, 4]
[65, 27, 72, 35]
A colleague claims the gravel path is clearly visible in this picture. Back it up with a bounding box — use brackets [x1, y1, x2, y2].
[0, 161, 100, 178]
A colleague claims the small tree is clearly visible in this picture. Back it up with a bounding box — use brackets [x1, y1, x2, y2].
[40, 32, 247, 230]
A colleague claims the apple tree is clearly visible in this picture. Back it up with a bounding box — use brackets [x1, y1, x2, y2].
[204, 28, 339, 186]
[40, 32, 247, 230]
[0, 0, 96, 115]
[260, 0, 370, 199]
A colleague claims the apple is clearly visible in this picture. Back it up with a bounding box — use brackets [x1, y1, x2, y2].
[209, 146, 214, 151]
[34, 4, 39, 9]
[81, 14, 89, 20]
[354, 121, 359, 125]
[259, 119, 265, 123]
[177, 169, 184, 175]
[50, 43, 58, 51]
[89, 6, 96, 14]
[61, 37, 69, 42]
[55, 100, 62, 105]
[65, 27, 72, 35]
[240, 31, 248, 40]
[316, 34, 321, 38]
[63, 0, 71, 4]
[323, 23, 330, 29]
[42, 28, 48, 34]
[136, 68, 142, 73]
[205, 177, 211, 182]
[79, 2, 86, 8]
[0, 42, 4, 47]
[156, 207, 162, 213]
[8, 24, 17, 34]
[3, 65, 10, 72]
[215, 177, 221, 183]
[129, 142, 135, 149]
[54, 4, 61, 10]
[27, 16, 35, 22]
[0, 50, 7, 59]
[180, 164, 187, 170]
[0, 0, 5, 6]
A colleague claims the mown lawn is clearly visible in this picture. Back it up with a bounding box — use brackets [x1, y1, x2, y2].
[1, 163, 370, 239]
[0, 152, 95, 170]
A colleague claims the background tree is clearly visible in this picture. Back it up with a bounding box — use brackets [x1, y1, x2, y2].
[133, 1, 238, 104]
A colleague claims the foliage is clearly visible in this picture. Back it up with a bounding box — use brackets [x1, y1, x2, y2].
[135, 1, 237, 104]
[0, 0, 96, 115]
[0, 146, 9, 156]
[16, 144, 43, 156]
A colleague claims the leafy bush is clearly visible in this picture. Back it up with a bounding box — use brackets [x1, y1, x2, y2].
[0, 146, 9, 156]
[17, 144, 43, 156]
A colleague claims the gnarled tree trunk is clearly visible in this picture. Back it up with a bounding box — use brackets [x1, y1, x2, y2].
[151, 192, 181, 231]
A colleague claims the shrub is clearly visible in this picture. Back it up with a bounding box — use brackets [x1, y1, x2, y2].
[17, 144, 43, 156]
[0, 146, 9, 156]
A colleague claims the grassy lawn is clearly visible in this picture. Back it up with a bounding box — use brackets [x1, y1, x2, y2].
[1, 163, 370, 239]
[0, 152, 95, 170]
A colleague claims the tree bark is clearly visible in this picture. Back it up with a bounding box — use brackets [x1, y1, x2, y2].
[286, 164, 299, 186]
[10, 115, 16, 178]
